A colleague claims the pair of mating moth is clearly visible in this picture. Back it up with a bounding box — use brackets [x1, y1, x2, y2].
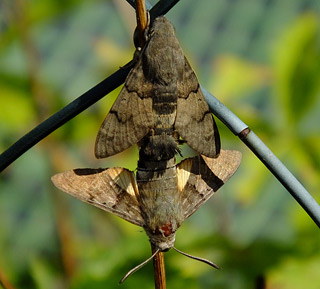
[52, 16, 241, 280]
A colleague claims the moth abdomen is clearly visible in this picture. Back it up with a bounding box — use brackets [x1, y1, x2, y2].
[152, 101, 177, 115]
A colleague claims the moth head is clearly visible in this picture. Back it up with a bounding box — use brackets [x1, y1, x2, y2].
[144, 221, 178, 251]
[150, 16, 175, 38]
[149, 233, 176, 252]
[119, 221, 219, 283]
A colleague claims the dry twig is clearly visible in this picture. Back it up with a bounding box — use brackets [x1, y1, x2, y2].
[152, 244, 166, 289]
[135, 0, 148, 47]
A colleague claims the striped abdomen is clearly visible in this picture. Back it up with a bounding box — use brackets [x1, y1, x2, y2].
[136, 88, 182, 249]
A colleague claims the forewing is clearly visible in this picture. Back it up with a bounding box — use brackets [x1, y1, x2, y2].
[177, 150, 242, 220]
[51, 167, 144, 226]
[95, 61, 153, 158]
[175, 58, 220, 157]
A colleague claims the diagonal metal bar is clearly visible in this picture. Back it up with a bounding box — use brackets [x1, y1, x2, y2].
[126, 0, 153, 10]
[148, 0, 181, 21]
[201, 86, 320, 228]
[0, 65, 132, 172]
[126, 0, 181, 20]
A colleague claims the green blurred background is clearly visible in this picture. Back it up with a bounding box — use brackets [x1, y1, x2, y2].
[1, 0, 320, 288]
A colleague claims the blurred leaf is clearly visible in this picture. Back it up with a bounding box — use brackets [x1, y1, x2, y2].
[30, 257, 63, 289]
[0, 86, 35, 132]
[93, 36, 134, 68]
[208, 55, 270, 101]
[273, 13, 320, 124]
[268, 254, 320, 289]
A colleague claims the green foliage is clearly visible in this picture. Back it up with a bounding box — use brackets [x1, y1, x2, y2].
[273, 13, 320, 124]
[0, 1, 320, 288]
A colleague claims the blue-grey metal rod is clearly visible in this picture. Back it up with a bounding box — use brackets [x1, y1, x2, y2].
[0, 66, 132, 173]
[201, 86, 320, 228]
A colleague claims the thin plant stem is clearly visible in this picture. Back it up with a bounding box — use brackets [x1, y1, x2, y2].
[135, 0, 148, 47]
[152, 244, 166, 289]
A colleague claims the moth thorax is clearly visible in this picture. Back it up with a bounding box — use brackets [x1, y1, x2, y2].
[138, 134, 179, 162]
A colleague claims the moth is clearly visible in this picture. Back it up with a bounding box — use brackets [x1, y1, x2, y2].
[52, 150, 241, 281]
[52, 16, 242, 282]
[95, 16, 221, 160]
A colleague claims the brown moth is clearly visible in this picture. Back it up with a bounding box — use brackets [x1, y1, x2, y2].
[95, 16, 220, 159]
[52, 16, 242, 282]
[52, 151, 241, 246]
[52, 150, 241, 281]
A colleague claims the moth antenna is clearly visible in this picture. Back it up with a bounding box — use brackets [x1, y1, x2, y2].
[119, 249, 160, 284]
[173, 247, 220, 270]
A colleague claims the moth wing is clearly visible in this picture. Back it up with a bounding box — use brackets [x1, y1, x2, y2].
[51, 167, 144, 226]
[175, 58, 220, 157]
[177, 150, 242, 221]
[95, 61, 153, 158]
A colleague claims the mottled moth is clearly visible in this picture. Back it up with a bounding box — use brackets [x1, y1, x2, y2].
[52, 16, 241, 282]
[94, 16, 220, 159]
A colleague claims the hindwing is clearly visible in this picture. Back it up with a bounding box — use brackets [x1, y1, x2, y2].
[51, 167, 144, 226]
[177, 150, 242, 220]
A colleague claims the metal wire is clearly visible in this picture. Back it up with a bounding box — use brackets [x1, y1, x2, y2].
[0, 66, 132, 173]
[126, 0, 180, 20]
[201, 86, 320, 227]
